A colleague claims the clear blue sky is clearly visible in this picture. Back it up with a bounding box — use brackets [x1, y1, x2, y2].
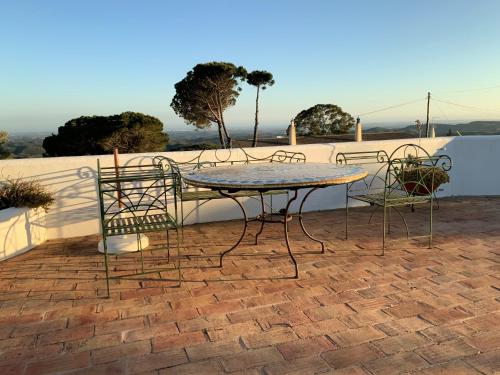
[1, 0, 499, 133]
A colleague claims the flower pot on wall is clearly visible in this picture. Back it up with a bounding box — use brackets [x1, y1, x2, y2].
[0, 207, 47, 261]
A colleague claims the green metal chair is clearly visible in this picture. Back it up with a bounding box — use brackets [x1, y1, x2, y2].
[154, 149, 306, 230]
[337, 144, 452, 253]
[336, 150, 390, 240]
[97, 160, 180, 297]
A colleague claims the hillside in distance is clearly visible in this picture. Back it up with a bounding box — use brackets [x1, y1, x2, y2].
[166, 129, 284, 150]
[365, 121, 500, 136]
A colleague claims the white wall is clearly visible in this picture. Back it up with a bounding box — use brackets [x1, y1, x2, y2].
[0, 136, 498, 240]
[0, 208, 46, 260]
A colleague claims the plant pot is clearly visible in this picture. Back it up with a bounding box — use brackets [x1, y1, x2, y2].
[398, 166, 449, 196]
[0, 207, 46, 261]
[403, 182, 441, 196]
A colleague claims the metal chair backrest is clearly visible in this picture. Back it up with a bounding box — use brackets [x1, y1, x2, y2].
[336, 150, 390, 192]
[97, 160, 177, 232]
[242, 149, 306, 164]
[388, 143, 431, 161]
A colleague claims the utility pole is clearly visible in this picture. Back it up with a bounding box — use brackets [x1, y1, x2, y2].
[424, 91, 431, 137]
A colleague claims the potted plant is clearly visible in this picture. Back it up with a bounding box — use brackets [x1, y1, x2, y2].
[397, 156, 450, 195]
[0, 179, 54, 260]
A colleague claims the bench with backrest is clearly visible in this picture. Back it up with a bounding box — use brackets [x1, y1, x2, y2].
[154, 149, 306, 226]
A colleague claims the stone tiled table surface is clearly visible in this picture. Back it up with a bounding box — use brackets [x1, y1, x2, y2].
[182, 163, 368, 190]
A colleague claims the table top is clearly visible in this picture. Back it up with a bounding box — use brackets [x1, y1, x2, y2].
[182, 163, 367, 190]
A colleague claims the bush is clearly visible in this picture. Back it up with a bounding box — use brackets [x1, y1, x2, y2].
[0, 179, 55, 211]
[43, 112, 169, 156]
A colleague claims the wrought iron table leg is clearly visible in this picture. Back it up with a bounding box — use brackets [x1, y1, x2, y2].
[284, 189, 299, 278]
[217, 187, 316, 278]
[298, 187, 325, 254]
[254, 192, 266, 245]
[218, 191, 249, 268]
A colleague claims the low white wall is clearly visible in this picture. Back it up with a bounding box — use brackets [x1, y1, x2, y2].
[0, 136, 498, 240]
[0, 207, 47, 260]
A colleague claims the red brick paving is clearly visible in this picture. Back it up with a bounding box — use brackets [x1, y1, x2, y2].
[0, 197, 499, 374]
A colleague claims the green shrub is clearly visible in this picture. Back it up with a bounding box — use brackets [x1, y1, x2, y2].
[0, 179, 55, 211]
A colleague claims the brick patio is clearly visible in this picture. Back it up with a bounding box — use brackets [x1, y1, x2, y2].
[0, 197, 499, 374]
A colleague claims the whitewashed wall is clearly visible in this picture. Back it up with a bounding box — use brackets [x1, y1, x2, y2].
[0, 208, 47, 260]
[0, 136, 498, 240]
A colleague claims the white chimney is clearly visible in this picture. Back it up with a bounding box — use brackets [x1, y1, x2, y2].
[289, 118, 297, 145]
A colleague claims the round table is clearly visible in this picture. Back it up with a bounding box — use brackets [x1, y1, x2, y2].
[183, 163, 367, 278]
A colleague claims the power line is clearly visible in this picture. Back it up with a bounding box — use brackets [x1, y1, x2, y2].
[432, 97, 500, 115]
[433, 99, 450, 122]
[358, 97, 426, 117]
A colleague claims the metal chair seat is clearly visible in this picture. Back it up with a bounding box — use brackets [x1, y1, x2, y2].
[179, 189, 286, 202]
[350, 190, 431, 207]
[104, 213, 177, 236]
